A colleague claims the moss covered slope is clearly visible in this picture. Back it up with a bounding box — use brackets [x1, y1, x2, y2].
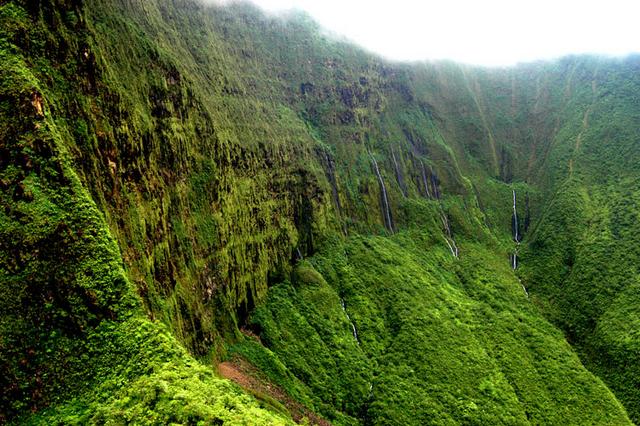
[1, 0, 639, 424]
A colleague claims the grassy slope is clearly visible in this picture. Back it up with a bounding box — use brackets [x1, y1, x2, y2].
[1, 0, 639, 424]
[518, 57, 640, 421]
[234, 201, 629, 425]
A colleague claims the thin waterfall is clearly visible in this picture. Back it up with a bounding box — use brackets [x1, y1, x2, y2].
[440, 211, 459, 258]
[441, 212, 451, 237]
[391, 148, 407, 197]
[323, 151, 347, 235]
[443, 236, 458, 258]
[296, 247, 303, 261]
[341, 299, 360, 344]
[524, 193, 531, 233]
[510, 189, 527, 297]
[520, 279, 529, 298]
[512, 189, 519, 242]
[512, 253, 528, 297]
[369, 151, 393, 232]
[420, 160, 432, 198]
[324, 152, 342, 215]
[511, 189, 519, 270]
[431, 169, 440, 199]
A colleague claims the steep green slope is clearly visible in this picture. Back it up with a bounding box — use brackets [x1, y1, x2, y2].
[0, 2, 294, 423]
[518, 59, 640, 420]
[207, 7, 640, 419]
[235, 217, 629, 424]
[1, 0, 639, 424]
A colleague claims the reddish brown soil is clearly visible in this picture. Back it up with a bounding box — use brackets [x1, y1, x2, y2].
[218, 357, 331, 426]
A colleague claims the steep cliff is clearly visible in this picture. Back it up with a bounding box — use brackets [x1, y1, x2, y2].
[1, 0, 639, 424]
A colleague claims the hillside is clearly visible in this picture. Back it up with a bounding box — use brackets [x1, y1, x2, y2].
[1, 0, 639, 424]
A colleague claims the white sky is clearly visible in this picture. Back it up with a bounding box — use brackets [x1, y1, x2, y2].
[231, 0, 640, 66]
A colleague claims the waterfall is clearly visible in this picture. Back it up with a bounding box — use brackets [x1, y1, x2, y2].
[441, 212, 451, 237]
[324, 152, 341, 214]
[520, 279, 529, 298]
[511, 189, 520, 269]
[420, 160, 432, 198]
[323, 151, 347, 234]
[524, 193, 531, 232]
[296, 247, 303, 261]
[512, 189, 519, 242]
[391, 148, 407, 197]
[440, 211, 459, 258]
[341, 299, 360, 344]
[510, 189, 527, 298]
[512, 256, 528, 297]
[369, 152, 393, 232]
[443, 236, 459, 258]
[431, 169, 440, 199]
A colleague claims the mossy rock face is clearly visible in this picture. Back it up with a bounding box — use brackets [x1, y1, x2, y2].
[2, 0, 640, 424]
[292, 262, 327, 288]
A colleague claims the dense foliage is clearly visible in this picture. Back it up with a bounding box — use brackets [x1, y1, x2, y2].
[1, 0, 639, 424]
[237, 225, 629, 424]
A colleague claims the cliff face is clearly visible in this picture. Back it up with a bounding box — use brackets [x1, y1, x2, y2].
[1, 0, 639, 424]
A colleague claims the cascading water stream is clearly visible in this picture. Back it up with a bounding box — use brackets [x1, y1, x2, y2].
[519, 278, 529, 298]
[511, 189, 528, 297]
[440, 211, 459, 258]
[391, 148, 407, 197]
[323, 151, 348, 235]
[369, 151, 393, 232]
[341, 298, 372, 401]
[341, 299, 360, 344]
[420, 160, 432, 198]
[512, 189, 519, 243]
[431, 169, 441, 199]
[511, 189, 519, 270]
[324, 152, 342, 215]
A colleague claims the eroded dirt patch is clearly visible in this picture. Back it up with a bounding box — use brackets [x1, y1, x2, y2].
[218, 357, 331, 426]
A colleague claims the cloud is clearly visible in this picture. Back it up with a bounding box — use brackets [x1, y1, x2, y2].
[194, 0, 640, 66]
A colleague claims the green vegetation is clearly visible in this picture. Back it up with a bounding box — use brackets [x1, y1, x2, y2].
[22, 319, 292, 425]
[0, 1, 292, 423]
[236, 210, 629, 425]
[1, 0, 639, 424]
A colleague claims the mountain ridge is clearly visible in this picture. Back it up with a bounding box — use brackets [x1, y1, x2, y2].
[1, 0, 639, 424]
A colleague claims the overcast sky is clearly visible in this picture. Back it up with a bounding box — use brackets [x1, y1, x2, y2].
[219, 0, 640, 66]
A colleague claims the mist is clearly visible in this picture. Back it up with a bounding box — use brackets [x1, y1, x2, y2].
[199, 0, 640, 66]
